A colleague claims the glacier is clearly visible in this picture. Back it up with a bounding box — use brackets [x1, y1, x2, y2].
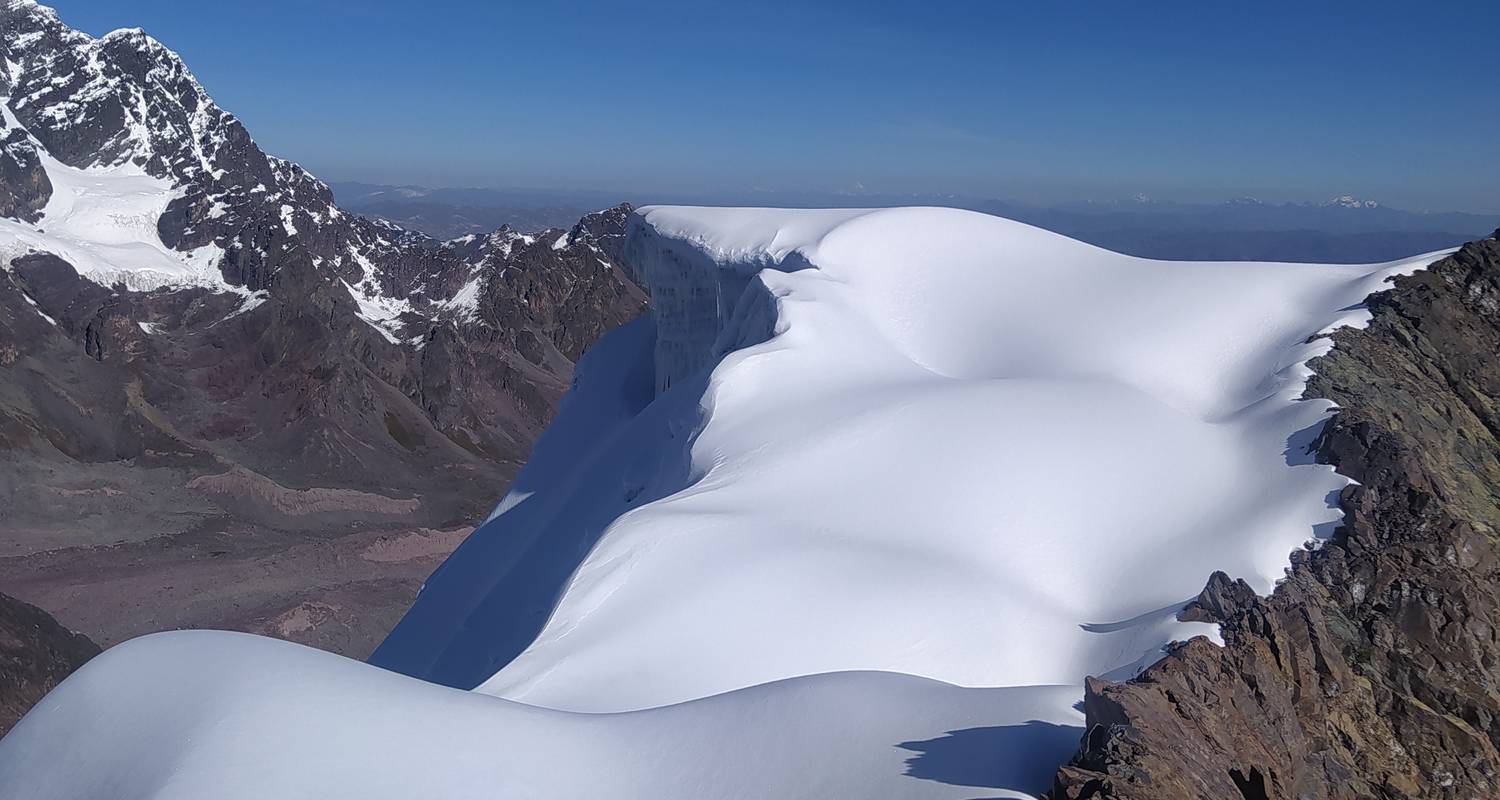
[0, 206, 1450, 799]
[0, 102, 234, 293]
[375, 206, 1443, 712]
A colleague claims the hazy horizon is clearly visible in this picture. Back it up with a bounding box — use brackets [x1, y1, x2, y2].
[40, 0, 1500, 216]
[324, 178, 1499, 217]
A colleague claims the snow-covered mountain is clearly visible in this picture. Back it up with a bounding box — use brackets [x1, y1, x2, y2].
[0, 0, 640, 336]
[0, 0, 645, 663]
[376, 207, 1440, 708]
[0, 202, 1451, 798]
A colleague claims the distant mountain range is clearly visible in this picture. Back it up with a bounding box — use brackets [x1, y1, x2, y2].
[332, 182, 1494, 263]
[328, 182, 609, 240]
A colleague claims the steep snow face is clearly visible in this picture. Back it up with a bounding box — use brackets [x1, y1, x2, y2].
[621, 208, 864, 393]
[377, 206, 1446, 717]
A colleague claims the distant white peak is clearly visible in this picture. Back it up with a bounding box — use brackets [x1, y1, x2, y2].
[1326, 195, 1379, 209]
[100, 26, 149, 41]
[369, 216, 407, 233]
[3, 0, 52, 17]
[478, 227, 525, 253]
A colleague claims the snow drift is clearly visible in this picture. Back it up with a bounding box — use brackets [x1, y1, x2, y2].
[0, 631, 1080, 799]
[374, 206, 1441, 712]
[0, 206, 1448, 799]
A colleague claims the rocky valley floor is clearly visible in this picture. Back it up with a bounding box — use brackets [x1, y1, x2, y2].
[0, 517, 473, 656]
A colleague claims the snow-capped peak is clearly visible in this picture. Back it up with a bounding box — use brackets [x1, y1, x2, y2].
[0, 1, 478, 322]
[1, 0, 55, 21]
[3, 5, 217, 179]
[100, 25, 149, 39]
[1325, 194, 1380, 209]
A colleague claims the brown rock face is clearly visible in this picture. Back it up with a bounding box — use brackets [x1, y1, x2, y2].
[0, 592, 99, 737]
[1049, 233, 1500, 799]
[0, 134, 49, 222]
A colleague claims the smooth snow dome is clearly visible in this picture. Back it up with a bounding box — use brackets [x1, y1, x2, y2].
[0, 631, 1081, 800]
[375, 206, 1443, 716]
[1, 206, 1449, 800]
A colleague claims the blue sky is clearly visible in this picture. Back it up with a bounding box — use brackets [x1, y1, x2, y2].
[45, 0, 1500, 212]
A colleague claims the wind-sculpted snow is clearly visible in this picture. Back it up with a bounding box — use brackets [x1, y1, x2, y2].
[377, 206, 1445, 714]
[0, 631, 1080, 800]
[0, 205, 1450, 799]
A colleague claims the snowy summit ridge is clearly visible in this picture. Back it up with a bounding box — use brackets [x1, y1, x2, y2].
[376, 207, 1446, 713]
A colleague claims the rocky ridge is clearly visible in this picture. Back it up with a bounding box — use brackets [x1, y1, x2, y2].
[1049, 232, 1500, 799]
[0, 591, 97, 737]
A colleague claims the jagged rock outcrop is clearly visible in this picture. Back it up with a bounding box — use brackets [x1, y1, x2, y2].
[1049, 232, 1500, 800]
[0, 592, 98, 737]
[0, 116, 47, 222]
